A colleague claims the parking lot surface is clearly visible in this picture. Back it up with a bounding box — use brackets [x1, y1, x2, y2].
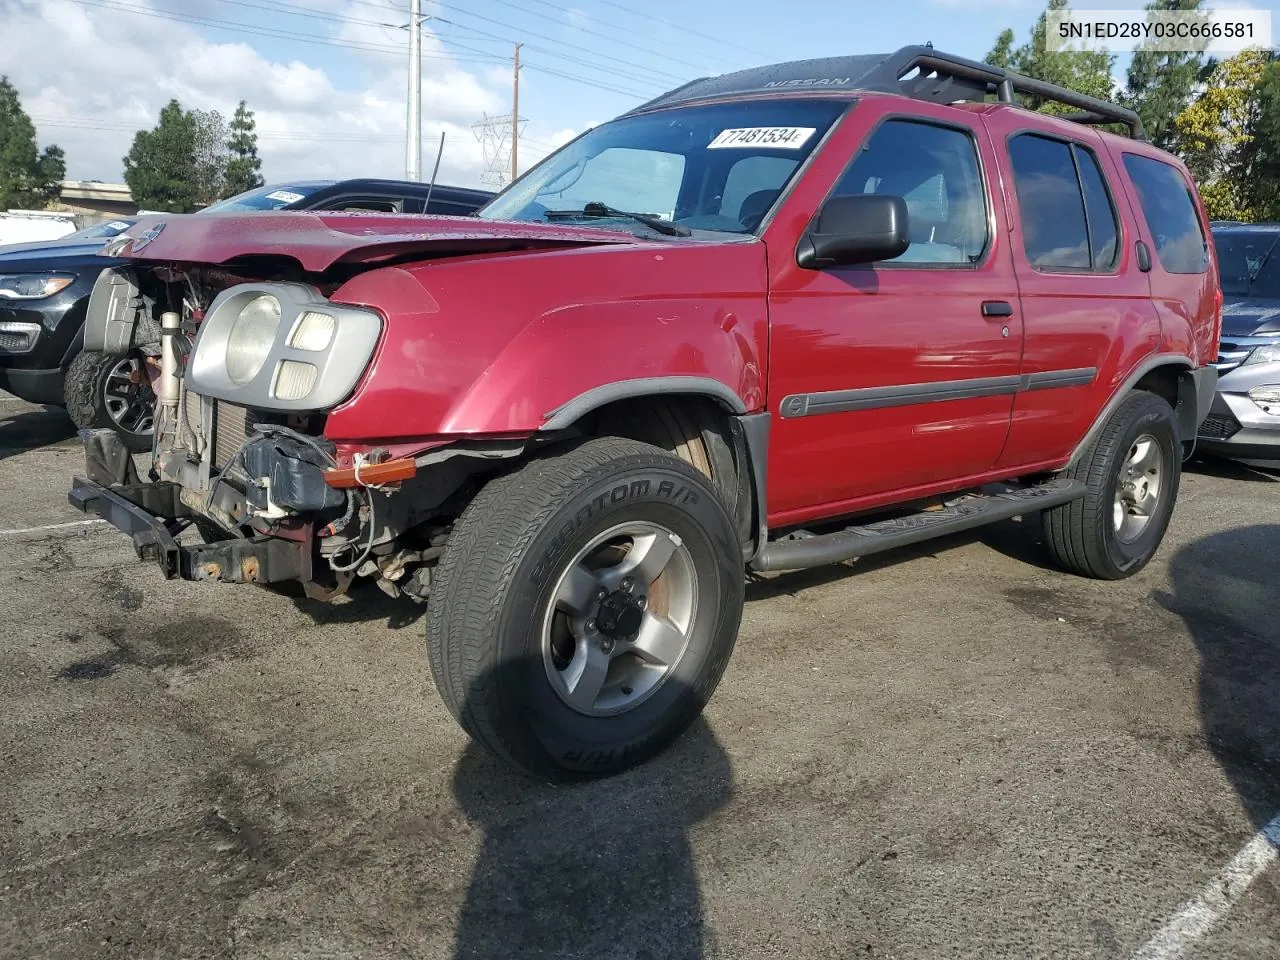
[1, 394, 1277, 960]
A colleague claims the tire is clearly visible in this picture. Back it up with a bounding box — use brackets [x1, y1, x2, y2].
[64, 349, 155, 454]
[427, 437, 744, 782]
[1042, 391, 1181, 580]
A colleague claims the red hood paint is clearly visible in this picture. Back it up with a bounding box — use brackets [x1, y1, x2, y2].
[109, 211, 640, 272]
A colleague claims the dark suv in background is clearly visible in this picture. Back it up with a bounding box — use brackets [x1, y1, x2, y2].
[0, 178, 494, 451]
[1198, 222, 1280, 466]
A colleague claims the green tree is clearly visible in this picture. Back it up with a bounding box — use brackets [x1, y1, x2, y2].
[986, 28, 1016, 70]
[191, 108, 228, 207]
[983, 1, 1115, 116]
[1008, 0, 1117, 112]
[0, 76, 66, 209]
[1124, 0, 1209, 149]
[1172, 48, 1272, 220]
[1237, 59, 1280, 220]
[224, 100, 264, 197]
[123, 100, 200, 212]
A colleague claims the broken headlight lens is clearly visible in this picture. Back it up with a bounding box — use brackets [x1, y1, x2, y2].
[225, 294, 280, 384]
[1244, 343, 1280, 366]
[0, 273, 75, 300]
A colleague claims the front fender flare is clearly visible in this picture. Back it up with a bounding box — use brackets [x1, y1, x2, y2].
[538, 378, 770, 562]
[540, 376, 750, 429]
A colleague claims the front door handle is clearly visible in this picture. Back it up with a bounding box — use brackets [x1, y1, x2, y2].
[982, 300, 1014, 318]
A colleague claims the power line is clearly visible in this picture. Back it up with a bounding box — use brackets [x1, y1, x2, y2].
[59, 0, 504, 63]
[494, 0, 736, 73]
[64, 0, 668, 102]
[431, 22, 666, 98]
[429, 7, 687, 85]
[590, 0, 772, 60]
[338, 0, 768, 63]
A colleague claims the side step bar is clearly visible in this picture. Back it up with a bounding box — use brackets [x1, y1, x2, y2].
[751, 477, 1087, 573]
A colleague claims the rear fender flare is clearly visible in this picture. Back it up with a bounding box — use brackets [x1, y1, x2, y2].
[1067, 353, 1195, 468]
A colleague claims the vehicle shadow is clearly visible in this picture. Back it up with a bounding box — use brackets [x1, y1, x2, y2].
[1185, 454, 1280, 483]
[450, 709, 733, 960]
[291, 580, 427, 630]
[0, 406, 76, 461]
[1155, 524, 1280, 831]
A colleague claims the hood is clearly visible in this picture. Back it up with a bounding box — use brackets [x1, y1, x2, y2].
[108, 211, 642, 273]
[1220, 296, 1280, 337]
[0, 238, 111, 261]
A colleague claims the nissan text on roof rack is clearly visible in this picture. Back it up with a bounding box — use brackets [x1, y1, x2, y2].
[69, 46, 1220, 781]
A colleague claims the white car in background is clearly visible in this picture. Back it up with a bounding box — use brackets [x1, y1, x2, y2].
[0, 210, 78, 246]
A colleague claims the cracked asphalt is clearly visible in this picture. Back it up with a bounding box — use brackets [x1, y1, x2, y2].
[1, 393, 1278, 960]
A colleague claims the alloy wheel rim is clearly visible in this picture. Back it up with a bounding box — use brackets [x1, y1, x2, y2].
[102, 355, 156, 437]
[1113, 434, 1163, 544]
[540, 520, 699, 717]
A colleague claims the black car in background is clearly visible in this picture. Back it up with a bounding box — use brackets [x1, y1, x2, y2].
[0, 179, 494, 451]
[196, 179, 495, 216]
[0, 217, 139, 405]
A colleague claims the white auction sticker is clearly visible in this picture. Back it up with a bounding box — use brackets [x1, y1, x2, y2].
[266, 190, 306, 203]
[707, 126, 817, 150]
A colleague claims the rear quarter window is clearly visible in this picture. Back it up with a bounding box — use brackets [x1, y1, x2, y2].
[1121, 154, 1209, 275]
[1007, 133, 1119, 272]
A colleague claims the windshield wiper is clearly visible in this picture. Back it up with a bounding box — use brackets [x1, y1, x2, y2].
[1244, 235, 1280, 295]
[544, 201, 690, 237]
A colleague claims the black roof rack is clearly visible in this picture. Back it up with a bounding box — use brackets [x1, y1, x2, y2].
[623, 44, 1145, 140]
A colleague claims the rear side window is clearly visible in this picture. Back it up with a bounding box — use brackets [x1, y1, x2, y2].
[832, 119, 988, 265]
[1121, 153, 1209, 275]
[1008, 134, 1119, 272]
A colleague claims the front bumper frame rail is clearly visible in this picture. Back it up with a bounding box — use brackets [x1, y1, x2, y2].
[69, 476, 309, 584]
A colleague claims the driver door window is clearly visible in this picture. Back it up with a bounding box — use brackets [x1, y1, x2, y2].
[831, 119, 988, 266]
[719, 155, 799, 231]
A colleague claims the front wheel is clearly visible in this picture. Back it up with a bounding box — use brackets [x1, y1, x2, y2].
[427, 437, 744, 781]
[63, 349, 156, 454]
[1042, 391, 1181, 580]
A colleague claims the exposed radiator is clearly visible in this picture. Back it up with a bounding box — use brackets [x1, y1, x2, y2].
[212, 400, 249, 468]
[176, 384, 249, 470]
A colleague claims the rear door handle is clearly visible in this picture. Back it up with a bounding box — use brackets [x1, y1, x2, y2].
[981, 301, 1014, 318]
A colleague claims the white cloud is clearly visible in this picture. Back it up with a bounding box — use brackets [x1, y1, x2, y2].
[0, 0, 575, 191]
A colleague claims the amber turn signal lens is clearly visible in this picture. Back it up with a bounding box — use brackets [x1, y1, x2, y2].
[324, 457, 417, 488]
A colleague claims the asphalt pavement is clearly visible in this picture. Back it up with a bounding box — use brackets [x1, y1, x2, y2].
[1, 393, 1277, 960]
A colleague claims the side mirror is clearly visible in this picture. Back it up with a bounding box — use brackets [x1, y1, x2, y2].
[796, 194, 910, 269]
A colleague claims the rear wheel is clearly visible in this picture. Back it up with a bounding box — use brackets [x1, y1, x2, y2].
[426, 437, 743, 781]
[1042, 391, 1180, 579]
[64, 349, 155, 454]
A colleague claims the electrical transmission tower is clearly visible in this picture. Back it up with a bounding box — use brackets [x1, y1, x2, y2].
[472, 113, 526, 188]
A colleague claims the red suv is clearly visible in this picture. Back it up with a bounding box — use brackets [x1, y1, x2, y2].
[70, 47, 1220, 780]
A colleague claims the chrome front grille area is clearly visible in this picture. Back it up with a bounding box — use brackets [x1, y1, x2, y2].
[1215, 336, 1279, 373]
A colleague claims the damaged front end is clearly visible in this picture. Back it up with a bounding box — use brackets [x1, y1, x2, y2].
[68, 263, 522, 602]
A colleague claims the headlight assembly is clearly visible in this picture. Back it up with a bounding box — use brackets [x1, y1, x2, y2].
[0, 273, 75, 300]
[225, 294, 281, 384]
[1244, 343, 1280, 366]
[185, 282, 382, 411]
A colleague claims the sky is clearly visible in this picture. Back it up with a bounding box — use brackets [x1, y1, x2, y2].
[0, 0, 1276, 192]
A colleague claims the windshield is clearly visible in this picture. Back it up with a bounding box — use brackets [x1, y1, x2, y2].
[198, 182, 331, 213]
[479, 99, 849, 236]
[64, 219, 136, 240]
[1214, 229, 1280, 298]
